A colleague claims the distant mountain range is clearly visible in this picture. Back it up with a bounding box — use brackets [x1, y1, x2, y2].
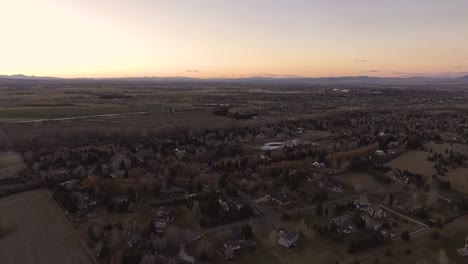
[1, 74, 468, 86]
[0, 74, 59, 80]
[458, 75, 468, 82]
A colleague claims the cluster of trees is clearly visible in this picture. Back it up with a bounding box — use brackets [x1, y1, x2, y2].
[428, 150, 465, 176]
[212, 108, 258, 120]
[347, 230, 385, 254]
[310, 190, 329, 203]
[333, 202, 355, 216]
[197, 192, 253, 227]
[51, 184, 82, 213]
[106, 198, 130, 212]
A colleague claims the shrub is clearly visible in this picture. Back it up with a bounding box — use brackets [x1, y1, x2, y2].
[430, 230, 440, 240]
[401, 231, 410, 241]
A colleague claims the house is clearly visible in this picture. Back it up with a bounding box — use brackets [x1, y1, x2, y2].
[355, 202, 369, 212]
[367, 205, 387, 219]
[109, 196, 130, 212]
[329, 185, 344, 193]
[110, 170, 126, 179]
[437, 193, 453, 204]
[200, 164, 213, 173]
[375, 150, 386, 156]
[250, 172, 259, 180]
[202, 184, 213, 193]
[152, 254, 193, 264]
[154, 206, 175, 231]
[397, 201, 421, 214]
[126, 234, 147, 249]
[219, 198, 239, 213]
[355, 197, 370, 212]
[175, 148, 188, 157]
[70, 190, 96, 212]
[60, 179, 81, 191]
[178, 244, 195, 264]
[457, 236, 468, 257]
[429, 212, 446, 225]
[219, 240, 256, 260]
[266, 193, 293, 206]
[331, 216, 357, 234]
[309, 175, 344, 193]
[160, 181, 185, 196]
[276, 228, 300, 248]
[312, 161, 326, 168]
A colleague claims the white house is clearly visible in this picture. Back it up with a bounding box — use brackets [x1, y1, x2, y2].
[375, 150, 386, 156]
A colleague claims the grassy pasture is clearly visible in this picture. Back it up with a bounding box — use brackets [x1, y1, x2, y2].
[0, 189, 92, 264]
[385, 146, 468, 194]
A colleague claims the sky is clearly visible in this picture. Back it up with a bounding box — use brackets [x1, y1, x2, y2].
[0, 0, 467, 78]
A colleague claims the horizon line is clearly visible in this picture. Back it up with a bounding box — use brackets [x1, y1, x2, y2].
[2, 73, 468, 80]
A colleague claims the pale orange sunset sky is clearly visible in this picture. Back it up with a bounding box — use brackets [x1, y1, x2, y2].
[1, 0, 467, 78]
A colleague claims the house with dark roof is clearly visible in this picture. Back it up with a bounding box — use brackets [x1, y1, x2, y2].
[70, 190, 96, 212]
[219, 240, 256, 260]
[160, 181, 185, 196]
[331, 216, 357, 234]
[126, 234, 147, 249]
[219, 197, 239, 213]
[60, 179, 81, 191]
[154, 206, 175, 231]
[276, 227, 300, 248]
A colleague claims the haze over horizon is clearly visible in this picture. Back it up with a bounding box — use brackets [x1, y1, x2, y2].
[1, 0, 468, 78]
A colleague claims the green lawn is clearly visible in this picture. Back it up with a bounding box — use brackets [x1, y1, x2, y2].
[0, 223, 16, 239]
[231, 242, 282, 264]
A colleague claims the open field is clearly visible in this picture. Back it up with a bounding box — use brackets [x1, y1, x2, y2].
[252, 221, 346, 264]
[0, 151, 25, 179]
[0, 104, 167, 121]
[424, 142, 468, 157]
[353, 215, 468, 264]
[225, 242, 282, 264]
[385, 148, 468, 194]
[385, 150, 436, 177]
[332, 172, 383, 193]
[0, 189, 92, 264]
[446, 168, 468, 195]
